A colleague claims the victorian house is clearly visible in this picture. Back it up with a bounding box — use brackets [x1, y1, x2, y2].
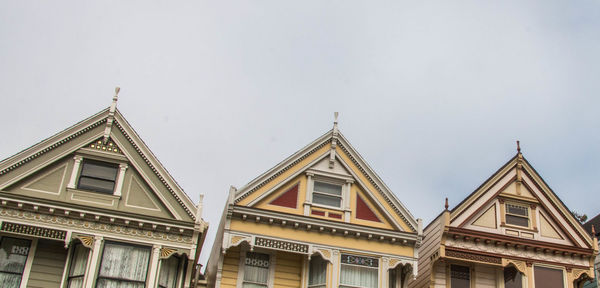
[409, 144, 597, 288]
[205, 115, 423, 288]
[0, 88, 208, 288]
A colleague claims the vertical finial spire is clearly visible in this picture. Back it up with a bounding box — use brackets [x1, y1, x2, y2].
[103, 86, 120, 144]
[516, 140, 521, 154]
[329, 112, 340, 168]
[334, 112, 339, 124]
[445, 197, 449, 210]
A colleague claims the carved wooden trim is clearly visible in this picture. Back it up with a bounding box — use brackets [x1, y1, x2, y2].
[160, 247, 178, 259]
[75, 235, 95, 249]
[0, 221, 67, 240]
[502, 259, 527, 274]
[446, 248, 502, 264]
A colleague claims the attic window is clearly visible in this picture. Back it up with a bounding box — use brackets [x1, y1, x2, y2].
[312, 181, 342, 208]
[505, 203, 529, 228]
[77, 160, 119, 194]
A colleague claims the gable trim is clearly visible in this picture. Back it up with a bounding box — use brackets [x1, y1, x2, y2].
[0, 118, 106, 176]
[457, 175, 516, 227]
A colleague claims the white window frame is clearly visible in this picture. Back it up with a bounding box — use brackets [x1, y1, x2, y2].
[339, 254, 379, 288]
[67, 154, 128, 197]
[304, 171, 353, 221]
[505, 202, 530, 228]
[236, 247, 276, 288]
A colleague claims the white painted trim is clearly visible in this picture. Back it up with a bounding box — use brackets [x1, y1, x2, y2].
[19, 238, 38, 288]
[20, 162, 68, 195]
[147, 244, 162, 288]
[84, 236, 104, 288]
[113, 163, 128, 197]
[67, 155, 84, 189]
[59, 244, 74, 288]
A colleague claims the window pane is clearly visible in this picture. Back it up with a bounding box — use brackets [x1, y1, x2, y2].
[80, 162, 118, 181]
[96, 278, 145, 288]
[534, 266, 564, 288]
[313, 193, 341, 207]
[504, 266, 522, 288]
[78, 177, 115, 194]
[98, 243, 150, 282]
[0, 273, 22, 288]
[340, 264, 378, 288]
[0, 237, 31, 274]
[314, 182, 342, 196]
[506, 204, 528, 216]
[309, 255, 327, 286]
[69, 244, 89, 278]
[506, 215, 529, 227]
[243, 252, 269, 287]
[158, 256, 179, 288]
[450, 265, 470, 288]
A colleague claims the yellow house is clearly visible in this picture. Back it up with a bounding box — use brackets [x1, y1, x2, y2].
[0, 89, 208, 288]
[205, 115, 423, 288]
[409, 144, 597, 288]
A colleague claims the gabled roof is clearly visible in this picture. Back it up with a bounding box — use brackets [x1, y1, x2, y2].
[449, 151, 594, 249]
[233, 126, 419, 233]
[0, 100, 198, 222]
[583, 213, 600, 237]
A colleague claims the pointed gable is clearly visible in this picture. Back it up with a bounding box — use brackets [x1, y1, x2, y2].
[234, 125, 418, 233]
[0, 103, 199, 223]
[450, 152, 593, 249]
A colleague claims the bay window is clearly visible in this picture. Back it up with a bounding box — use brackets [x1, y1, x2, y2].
[308, 255, 327, 288]
[242, 252, 271, 288]
[67, 243, 89, 288]
[0, 237, 31, 288]
[96, 242, 150, 288]
[339, 254, 378, 288]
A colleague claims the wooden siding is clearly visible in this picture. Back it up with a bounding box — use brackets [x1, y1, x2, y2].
[474, 264, 497, 288]
[409, 215, 443, 288]
[27, 240, 67, 288]
[220, 246, 240, 288]
[274, 251, 302, 288]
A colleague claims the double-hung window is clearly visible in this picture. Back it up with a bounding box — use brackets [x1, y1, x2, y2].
[242, 252, 271, 288]
[77, 160, 118, 194]
[339, 254, 378, 288]
[505, 203, 529, 228]
[0, 237, 31, 288]
[96, 242, 151, 288]
[450, 265, 470, 288]
[67, 243, 89, 288]
[158, 256, 180, 288]
[308, 255, 327, 288]
[312, 181, 343, 208]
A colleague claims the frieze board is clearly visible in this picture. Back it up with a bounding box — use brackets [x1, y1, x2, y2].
[0, 207, 194, 246]
[0, 221, 67, 241]
[445, 237, 588, 267]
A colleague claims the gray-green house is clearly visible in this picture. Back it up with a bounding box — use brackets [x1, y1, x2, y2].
[0, 89, 208, 288]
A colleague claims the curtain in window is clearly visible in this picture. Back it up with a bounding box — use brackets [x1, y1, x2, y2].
[308, 255, 327, 288]
[0, 237, 31, 288]
[96, 243, 150, 288]
[504, 266, 522, 288]
[534, 266, 564, 288]
[242, 252, 269, 288]
[339, 264, 378, 288]
[158, 256, 179, 288]
[68, 244, 89, 288]
[450, 265, 470, 288]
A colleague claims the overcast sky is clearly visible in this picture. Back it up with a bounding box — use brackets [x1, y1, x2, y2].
[1, 0, 599, 265]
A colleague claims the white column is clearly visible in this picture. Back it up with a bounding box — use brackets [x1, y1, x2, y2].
[147, 245, 162, 288]
[331, 250, 340, 288]
[113, 163, 128, 197]
[84, 236, 104, 288]
[343, 180, 352, 222]
[67, 155, 83, 189]
[19, 239, 38, 288]
[381, 257, 390, 288]
[304, 173, 314, 216]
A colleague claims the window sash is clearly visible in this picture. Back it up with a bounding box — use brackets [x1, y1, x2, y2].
[505, 203, 530, 227]
[0, 237, 31, 288]
[339, 264, 378, 288]
[243, 252, 270, 287]
[312, 192, 342, 208]
[313, 182, 342, 196]
[450, 265, 470, 288]
[309, 255, 327, 287]
[158, 256, 180, 288]
[78, 161, 118, 194]
[96, 242, 150, 288]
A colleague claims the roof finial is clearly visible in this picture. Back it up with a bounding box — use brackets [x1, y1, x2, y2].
[103, 86, 120, 144]
[334, 112, 339, 124]
[516, 140, 521, 154]
[329, 112, 340, 168]
[445, 197, 449, 210]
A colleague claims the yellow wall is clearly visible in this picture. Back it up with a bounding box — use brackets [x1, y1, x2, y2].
[220, 246, 240, 288]
[274, 251, 303, 288]
[230, 219, 414, 257]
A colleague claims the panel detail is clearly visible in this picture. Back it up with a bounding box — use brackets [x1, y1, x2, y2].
[254, 237, 308, 253]
[0, 221, 67, 240]
[269, 184, 299, 209]
[445, 249, 501, 264]
[356, 194, 381, 222]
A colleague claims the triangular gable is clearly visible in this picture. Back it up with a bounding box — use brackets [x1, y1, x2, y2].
[450, 153, 593, 249]
[269, 183, 299, 209]
[0, 106, 198, 222]
[233, 128, 418, 233]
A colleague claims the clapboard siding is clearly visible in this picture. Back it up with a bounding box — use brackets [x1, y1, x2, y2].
[27, 239, 67, 288]
[274, 251, 302, 288]
[221, 246, 241, 288]
[409, 215, 443, 288]
[475, 264, 497, 288]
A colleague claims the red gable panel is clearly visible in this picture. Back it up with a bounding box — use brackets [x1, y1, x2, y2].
[269, 184, 298, 209]
[356, 195, 381, 222]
